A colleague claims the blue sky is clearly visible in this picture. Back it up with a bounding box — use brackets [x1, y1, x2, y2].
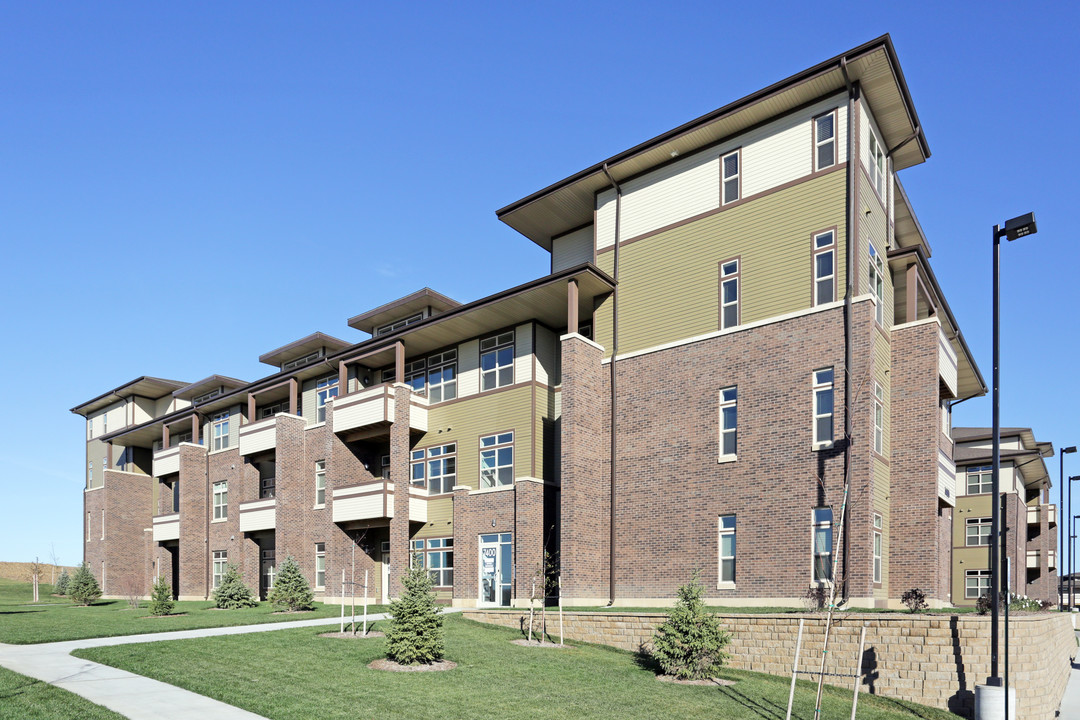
[2, 2, 1078, 569]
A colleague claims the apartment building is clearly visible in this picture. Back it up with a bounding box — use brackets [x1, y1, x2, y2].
[950, 427, 1057, 606]
[72, 35, 984, 609]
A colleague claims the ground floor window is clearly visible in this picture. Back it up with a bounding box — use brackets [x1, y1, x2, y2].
[965, 569, 992, 599]
[872, 514, 883, 584]
[812, 507, 832, 582]
[718, 515, 735, 585]
[212, 550, 227, 588]
[315, 543, 325, 589]
[411, 538, 454, 587]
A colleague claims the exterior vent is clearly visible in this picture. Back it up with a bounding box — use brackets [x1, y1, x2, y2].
[193, 387, 222, 404]
[282, 348, 325, 371]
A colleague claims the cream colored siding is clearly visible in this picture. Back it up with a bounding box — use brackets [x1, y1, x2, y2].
[458, 339, 480, 397]
[301, 378, 320, 424]
[514, 323, 533, 384]
[553, 389, 562, 420]
[534, 326, 556, 387]
[133, 396, 156, 425]
[596, 93, 847, 250]
[938, 450, 956, 505]
[860, 98, 891, 204]
[551, 225, 594, 272]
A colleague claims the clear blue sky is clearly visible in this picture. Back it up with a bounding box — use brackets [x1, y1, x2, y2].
[2, 2, 1078, 569]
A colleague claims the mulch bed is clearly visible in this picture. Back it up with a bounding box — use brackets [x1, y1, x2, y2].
[511, 639, 573, 649]
[270, 609, 316, 615]
[656, 675, 736, 686]
[318, 631, 385, 639]
[138, 613, 190, 619]
[368, 658, 457, 672]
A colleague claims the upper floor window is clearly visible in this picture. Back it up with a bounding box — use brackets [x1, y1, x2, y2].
[259, 401, 288, 419]
[966, 465, 993, 495]
[868, 242, 884, 325]
[314, 460, 326, 507]
[212, 481, 228, 520]
[88, 461, 93, 485]
[814, 110, 837, 171]
[718, 515, 736, 585]
[813, 507, 833, 582]
[873, 382, 884, 455]
[812, 368, 834, 448]
[867, 130, 886, 198]
[480, 332, 514, 391]
[411, 443, 457, 495]
[719, 259, 740, 330]
[966, 517, 992, 546]
[479, 432, 514, 488]
[211, 412, 230, 451]
[719, 386, 737, 459]
[316, 376, 338, 423]
[376, 313, 423, 336]
[404, 359, 427, 392]
[811, 230, 836, 306]
[721, 149, 740, 205]
[261, 475, 276, 499]
[427, 350, 457, 403]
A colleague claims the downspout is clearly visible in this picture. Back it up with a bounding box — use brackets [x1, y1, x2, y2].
[841, 59, 856, 601]
[601, 163, 622, 606]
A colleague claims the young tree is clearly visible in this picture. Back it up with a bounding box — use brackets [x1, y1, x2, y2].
[385, 564, 445, 665]
[28, 557, 43, 602]
[651, 571, 731, 680]
[211, 564, 258, 609]
[54, 569, 71, 596]
[148, 575, 175, 616]
[267, 556, 314, 612]
[68, 563, 102, 606]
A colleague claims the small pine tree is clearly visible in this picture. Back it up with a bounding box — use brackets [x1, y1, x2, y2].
[54, 569, 71, 596]
[386, 564, 445, 665]
[148, 575, 175, 616]
[267, 557, 314, 612]
[68, 563, 102, 606]
[651, 571, 731, 680]
[211, 564, 258, 609]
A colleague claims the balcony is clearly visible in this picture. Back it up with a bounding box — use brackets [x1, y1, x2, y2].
[331, 480, 428, 524]
[1027, 504, 1058, 526]
[239, 498, 276, 532]
[938, 327, 958, 398]
[152, 513, 180, 542]
[239, 416, 276, 456]
[937, 450, 956, 506]
[332, 384, 428, 436]
[153, 446, 181, 477]
[1048, 504, 1058, 526]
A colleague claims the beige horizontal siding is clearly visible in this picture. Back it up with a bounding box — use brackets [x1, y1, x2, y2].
[551, 225, 594, 272]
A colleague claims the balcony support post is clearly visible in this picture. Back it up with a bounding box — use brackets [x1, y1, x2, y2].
[394, 342, 405, 382]
[190, 414, 199, 444]
[162, 423, 170, 449]
[288, 378, 298, 415]
[906, 263, 919, 323]
[338, 360, 348, 394]
[248, 394, 256, 423]
[567, 278, 579, 334]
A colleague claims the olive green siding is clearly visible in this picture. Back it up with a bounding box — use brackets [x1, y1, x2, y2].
[414, 498, 453, 539]
[871, 328, 892, 599]
[857, 169, 893, 323]
[595, 169, 847, 357]
[952, 494, 994, 604]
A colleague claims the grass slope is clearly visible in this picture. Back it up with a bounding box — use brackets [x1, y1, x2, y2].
[0, 666, 124, 720]
[76, 615, 957, 720]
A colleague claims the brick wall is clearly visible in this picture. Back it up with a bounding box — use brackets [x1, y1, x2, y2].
[101, 470, 154, 597]
[388, 384, 412, 598]
[465, 610, 1075, 720]
[177, 444, 208, 599]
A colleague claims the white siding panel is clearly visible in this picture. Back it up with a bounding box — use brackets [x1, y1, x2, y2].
[937, 451, 956, 506]
[239, 417, 277, 456]
[459, 339, 480, 397]
[515, 323, 533, 384]
[239, 501, 276, 532]
[551, 226, 594, 272]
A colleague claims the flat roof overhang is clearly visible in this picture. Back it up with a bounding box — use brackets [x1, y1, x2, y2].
[258, 331, 352, 368]
[497, 34, 928, 250]
[173, 375, 249, 402]
[71, 376, 189, 416]
[347, 288, 460, 334]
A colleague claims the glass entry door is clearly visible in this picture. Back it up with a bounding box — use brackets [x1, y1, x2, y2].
[478, 533, 512, 607]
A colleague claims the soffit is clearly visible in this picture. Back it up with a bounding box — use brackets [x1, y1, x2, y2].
[71, 377, 189, 416]
[258, 332, 351, 368]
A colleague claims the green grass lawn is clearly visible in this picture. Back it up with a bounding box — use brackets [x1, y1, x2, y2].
[0, 579, 69, 606]
[75, 615, 958, 720]
[0, 666, 124, 720]
[0, 579, 386, 645]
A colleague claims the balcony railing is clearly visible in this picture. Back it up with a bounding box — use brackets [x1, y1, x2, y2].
[239, 498, 276, 532]
[239, 416, 277, 456]
[332, 383, 428, 435]
[939, 327, 958, 397]
[153, 446, 181, 477]
[1027, 504, 1058, 526]
[1049, 549, 1058, 569]
[937, 450, 956, 505]
[152, 513, 180, 542]
[331, 480, 428, 524]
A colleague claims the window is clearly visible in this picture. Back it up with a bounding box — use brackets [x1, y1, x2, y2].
[867, 130, 886, 198]
[966, 569, 992, 599]
[480, 331, 514, 391]
[380, 454, 391, 480]
[101, 509, 105, 540]
[376, 313, 423, 336]
[260, 475, 276, 499]
[719, 386, 737, 459]
[259, 401, 288, 419]
[721, 149, 740, 204]
[942, 401, 952, 439]
[873, 514, 883, 584]
[412, 538, 454, 587]
[211, 411, 230, 451]
[315, 543, 325, 589]
[868, 242, 884, 325]
[813, 507, 833, 582]
[86, 511, 90, 542]
[966, 517, 992, 546]
[966, 465, 993, 495]
[873, 382, 884, 455]
[213, 551, 227, 589]
[812, 231, 836, 305]
[719, 259, 740, 330]
[404, 359, 427, 393]
[427, 350, 457, 403]
[212, 481, 228, 520]
[480, 432, 514, 488]
[316, 376, 338, 423]
[814, 110, 836, 171]
[411, 443, 457, 495]
[88, 461, 93, 486]
[812, 368, 834, 447]
[718, 515, 736, 585]
[314, 461, 326, 506]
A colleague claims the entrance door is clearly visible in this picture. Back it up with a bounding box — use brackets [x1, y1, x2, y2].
[260, 548, 276, 600]
[381, 541, 390, 604]
[478, 533, 512, 607]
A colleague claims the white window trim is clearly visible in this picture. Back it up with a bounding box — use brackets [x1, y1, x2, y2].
[211, 411, 230, 452]
[212, 550, 227, 589]
[873, 382, 884, 455]
[812, 368, 835, 450]
[812, 507, 833, 585]
[316, 375, 339, 423]
[212, 481, 228, 521]
[719, 259, 740, 331]
[480, 331, 515, 392]
[718, 515, 736, 588]
[966, 517, 992, 547]
[869, 242, 884, 325]
[721, 148, 741, 205]
[812, 230, 836, 307]
[718, 386, 737, 462]
[965, 569, 992, 599]
[814, 109, 837, 172]
[966, 465, 993, 495]
[479, 432, 514, 489]
[426, 349, 458, 404]
[872, 513, 883, 584]
[314, 461, 326, 508]
[314, 543, 326, 590]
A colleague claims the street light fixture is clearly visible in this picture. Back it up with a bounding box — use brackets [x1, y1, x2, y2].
[1061, 446, 1077, 611]
[986, 213, 1037, 720]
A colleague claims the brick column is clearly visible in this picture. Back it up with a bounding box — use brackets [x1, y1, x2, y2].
[514, 479, 546, 603]
[388, 384, 412, 598]
[274, 414, 307, 576]
[178, 443, 209, 600]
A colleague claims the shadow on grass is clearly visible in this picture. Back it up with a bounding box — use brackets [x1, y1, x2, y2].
[0, 610, 44, 615]
[0, 676, 45, 701]
[716, 685, 787, 719]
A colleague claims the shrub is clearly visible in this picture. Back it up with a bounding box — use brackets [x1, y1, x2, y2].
[651, 571, 731, 680]
[1008, 595, 1041, 612]
[54, 569, 70, 596]
[802, 585, 827, 612]
[901, 588, 928, 613]
[1040, 599, 1056, 611]
[267, 557, 314, 612]
[211, 564, 258, 609]
[148, 575, 175, 616]
[386, 564, 445, 665]
[68, 563, 102, 606]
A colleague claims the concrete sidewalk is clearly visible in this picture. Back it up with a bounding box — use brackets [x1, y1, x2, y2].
[1059, 631, 1080, 718]
[0, 609, 443, 720]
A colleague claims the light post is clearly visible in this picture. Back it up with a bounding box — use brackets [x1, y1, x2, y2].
[980, 213, 1037, 720]
[1061, 447, 1077, 611]
[1072, 483, 1080, 609]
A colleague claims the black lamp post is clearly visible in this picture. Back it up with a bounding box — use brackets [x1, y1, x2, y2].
[989, 212, 1037, 700]
[1062, 447, 1077, 611]
[1072, 481, 1080, 608]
